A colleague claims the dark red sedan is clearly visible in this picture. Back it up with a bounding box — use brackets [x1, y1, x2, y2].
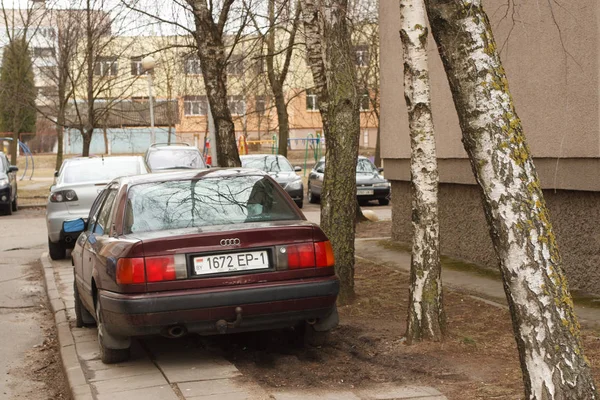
[71, 169, 339, 363]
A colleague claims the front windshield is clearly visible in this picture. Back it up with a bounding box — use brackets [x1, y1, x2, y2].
[148, 149, 206, 170]
[62, 158, 142, 184]
[241, 156, 293, 172]
[356, 159, 377, 174]
[124, 176, 300, 234]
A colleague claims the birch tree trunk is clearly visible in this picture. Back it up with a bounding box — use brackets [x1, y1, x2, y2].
[303, 0, 361, 304]
[399, 0, 444, 343]
[187, 0, 240, 167]
[424, 0, 597, 397]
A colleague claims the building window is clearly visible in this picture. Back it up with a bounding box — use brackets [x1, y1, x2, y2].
[131, 57, 144, 76]
[228, 95, 246, 115]
[255, 95, 266, 115]
[360, 91, 370, 112]
[184, 95, 207, 116]
[38, 27, 56, 39]
[227, 55, 244, 76]
[184, 57, 202, 75]
[306, 89, 318, 111]
[94, 57, 117, 76]
[38, 65, 57, 78]
[354, 45, 369, 67]
[33, 47, 55, 58]
[37, 86, 56, 97]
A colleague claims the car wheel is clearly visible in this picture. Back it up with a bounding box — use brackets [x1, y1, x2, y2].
[96, 297, 130, 364]
[378, 198, 390, 206]
[308, 185, 319, 204]
[295, 199, 303, 209]
[48, 239, 66, 260]
[74, 280, 95, 328]
[11, 196, 17, 212]
[4, 202, 12, 216]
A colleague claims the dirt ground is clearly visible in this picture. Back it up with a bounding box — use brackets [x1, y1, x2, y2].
[355, 220, 392, 238]
[8, 262, 71, 400]
[207, 236, 600, 400]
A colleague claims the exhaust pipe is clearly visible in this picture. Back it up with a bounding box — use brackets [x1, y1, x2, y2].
[165, 325, 187, 338]
[306, 318, 317, 325]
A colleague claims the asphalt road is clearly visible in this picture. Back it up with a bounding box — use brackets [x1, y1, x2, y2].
[0, 208, 58, 399]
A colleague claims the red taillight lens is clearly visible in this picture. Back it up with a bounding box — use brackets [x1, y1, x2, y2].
[314, 241, 335, 267]
[116, 258, 145, 284]
[146, 256, 177, 282]
[287, 243, 315, 269]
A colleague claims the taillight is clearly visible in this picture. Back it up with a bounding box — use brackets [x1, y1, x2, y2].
[116, 258, 145, 284]
[50, 189, 78, 202]
[314, 241, 335, 267]
[116, 255, 187, 284]
[146, 256, 176, 282]
[287, 243, 316, 269]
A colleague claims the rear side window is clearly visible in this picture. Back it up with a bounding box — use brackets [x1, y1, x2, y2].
[124, 176, 300, 234]
[94, 189, 118, 235]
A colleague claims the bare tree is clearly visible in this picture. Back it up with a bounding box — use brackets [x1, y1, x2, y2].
[303, 0, 361, 304]
[424, 0, 597, 397]
[399, 0, 444, 343]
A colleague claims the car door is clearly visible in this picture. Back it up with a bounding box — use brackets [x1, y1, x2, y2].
[73, 189, 108, 286]
[80, 187, 117, 309]
[309, 161, 325, 196]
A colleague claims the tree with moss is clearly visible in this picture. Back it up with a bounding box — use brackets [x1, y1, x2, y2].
[424, 0, 597, 397]
[0, 36, 36, 164]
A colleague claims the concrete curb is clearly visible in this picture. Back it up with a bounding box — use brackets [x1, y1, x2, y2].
[19, 203, 46, 210]
[40, 252, 95, 400]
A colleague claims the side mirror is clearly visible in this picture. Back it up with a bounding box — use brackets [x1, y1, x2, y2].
[63, 218, 87, 235]
[54, 170, 59, 177]
[8, 166, 18, 173]
[294, 166, 302, 172]
[377, 167, 384, 173]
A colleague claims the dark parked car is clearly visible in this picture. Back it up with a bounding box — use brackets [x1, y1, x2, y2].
[307, 156, 390, 205]
[70, 169, 339, 363]
[240, 154, 304, 208]
[144, 143, 207, 172]
[0, 152, 18, 215]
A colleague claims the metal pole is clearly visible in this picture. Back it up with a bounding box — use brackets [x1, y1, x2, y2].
[207, 102, 218, 166]
[147, 72, 155, 144]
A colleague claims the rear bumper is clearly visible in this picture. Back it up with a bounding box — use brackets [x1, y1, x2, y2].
[357, 187, 390, 201]
[46, 207, 88, 245]
[99, 276, 339, 337]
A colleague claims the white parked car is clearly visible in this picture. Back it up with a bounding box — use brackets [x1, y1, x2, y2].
[46, 156, 148, 260]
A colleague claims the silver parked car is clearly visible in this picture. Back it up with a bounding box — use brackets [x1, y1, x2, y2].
[46, 156, 148, 260]
[144, 143, 207, 172]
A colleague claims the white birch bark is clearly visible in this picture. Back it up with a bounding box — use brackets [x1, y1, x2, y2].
[424, 0, 597, 397]
[399, 0, 445, 343]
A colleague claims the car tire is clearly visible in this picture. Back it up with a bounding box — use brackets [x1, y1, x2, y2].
[11, 195, 17, 212]
[96, 297, 130, 364]
[378, 198, 390, 206]
[295, 199, 303, 209]
[308, 185, 319, 204]
[48, 239, 66, 260]
[4, 202, 12, 216]
[74, 280, 95, 328]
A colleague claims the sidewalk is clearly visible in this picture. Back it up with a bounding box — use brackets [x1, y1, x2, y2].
[41, 253, 446, 400]
[355, 238, 600, 327]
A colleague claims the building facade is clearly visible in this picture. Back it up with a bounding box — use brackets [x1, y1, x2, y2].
[380, 1, 600, 294]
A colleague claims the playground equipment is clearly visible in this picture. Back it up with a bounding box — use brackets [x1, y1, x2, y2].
[0, 137, 34, 180]
[295, 133, 323, 176]
[202, 138, 212, 166]
[237, 136, 249, 155]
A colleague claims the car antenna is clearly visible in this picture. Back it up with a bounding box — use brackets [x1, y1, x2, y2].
[102, 155, 104, 165]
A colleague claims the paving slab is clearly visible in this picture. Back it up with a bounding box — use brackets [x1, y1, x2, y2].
[355, 384, 445, 399]
[95, 384, 180, 400]
[91, 370, 168, 394]
[154, 352, 242, 383]
[272, 390, 361, 400]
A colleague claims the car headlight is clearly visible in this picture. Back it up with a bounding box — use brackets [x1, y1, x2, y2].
[285, 179, 303, 190]
[373, 182, 390, 188]
[0, 178, 8, 187]
[50, 189, 79, 203]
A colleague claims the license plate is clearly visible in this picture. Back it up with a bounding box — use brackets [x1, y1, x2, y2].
[193, 251, 269, 276]
[358, 189, 374, 195]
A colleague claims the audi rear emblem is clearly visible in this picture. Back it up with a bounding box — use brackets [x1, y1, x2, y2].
[220, 238, 241, 246]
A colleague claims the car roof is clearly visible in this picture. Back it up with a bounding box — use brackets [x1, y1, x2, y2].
[318, 155, 367, 162]
[240, 154, 286, 158]
[117, 167, 268, 186]
[148, 145, 199, 151]
[64, 155, 143, 164]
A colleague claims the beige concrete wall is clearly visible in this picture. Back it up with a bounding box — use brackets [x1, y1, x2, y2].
[391, 181, 600, 295]
[380, 0, 600, 188]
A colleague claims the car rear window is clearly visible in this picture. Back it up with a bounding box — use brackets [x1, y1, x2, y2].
[241, 156, 293, 172]
[62, 158, 142, 184]
[147, 149, 206, 170]
[124, 176, 300, 234]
